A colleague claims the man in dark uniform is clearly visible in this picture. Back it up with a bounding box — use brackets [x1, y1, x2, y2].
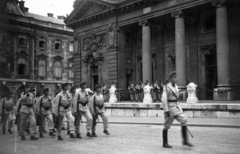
[162, 72, 193, 148]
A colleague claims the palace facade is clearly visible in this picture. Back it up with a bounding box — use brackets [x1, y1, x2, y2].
[65, 0, 240, 101]
[0, 0, 74, 100]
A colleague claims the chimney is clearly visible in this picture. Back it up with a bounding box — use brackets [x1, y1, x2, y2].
[24, 7, 28, 13]
[47, 13, 54, 18]
[19, 1, 25, 13]
[57, 16, 65, 20]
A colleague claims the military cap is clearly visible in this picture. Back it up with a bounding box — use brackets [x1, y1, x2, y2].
[61, 83, 69, 89]
[43, 88, 49, 93]
[80, 81, 87, 87]
[169, 71, 177, 79]
[95, 84, 102, 90]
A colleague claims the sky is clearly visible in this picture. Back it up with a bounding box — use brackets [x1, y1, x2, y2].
[24, 0, 75, 17]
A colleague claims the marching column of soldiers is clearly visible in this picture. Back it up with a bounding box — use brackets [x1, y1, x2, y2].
[0, 81, 110, 141]
[0, 72, 193, 148]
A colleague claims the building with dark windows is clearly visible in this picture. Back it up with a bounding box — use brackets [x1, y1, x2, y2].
[0, 0, 74, 100]
[65, 0, 240, 101]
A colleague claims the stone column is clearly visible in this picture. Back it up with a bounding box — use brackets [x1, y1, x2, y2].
[171, 10, 187, 100]
[139, 20, 152, 84]
[212, 0, 232, 100]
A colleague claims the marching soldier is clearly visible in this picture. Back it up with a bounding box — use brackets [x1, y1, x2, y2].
[19, 90, 38, 140]
[162, 72, 193, 148]
[0, 91, 14, 134]
[128, 83, 135, 102]
[73, 81, 93, 138]
[89, 84, 110, 137]
[54, 83, 76, 140]
[36, 88, 56, 138]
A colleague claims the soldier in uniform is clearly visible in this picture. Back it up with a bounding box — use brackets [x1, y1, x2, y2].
[89, 84, 110, 137]
[36, 88, 56, 138]
[0, 91, 14, 134]
[162, 72, 193, 148]
[19, 90, 38, 140]
[54, 83, 76, 140]
[139, 81, 144, 102]
[134, 83, 140, 102]
[152, 81, 158, 102]
[73, 81, 93, 138]
[156, 80, 163, 102]
[128, 82, 135, 102]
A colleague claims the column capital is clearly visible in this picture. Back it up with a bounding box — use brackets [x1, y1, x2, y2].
[171, 10, 184, 18]
[139, 20, 150, 27]
[212, 0, 226, 7]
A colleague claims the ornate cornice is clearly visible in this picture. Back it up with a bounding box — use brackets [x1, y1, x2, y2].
[139, 20, 150, 27]
[212, 0, 226, 7]
[171, 10, 184, 18]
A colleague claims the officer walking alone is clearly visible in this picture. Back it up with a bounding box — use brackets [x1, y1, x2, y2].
[161, 72, 193, 148]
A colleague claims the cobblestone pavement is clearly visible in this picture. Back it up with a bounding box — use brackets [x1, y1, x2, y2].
[0, 124, 240, 154]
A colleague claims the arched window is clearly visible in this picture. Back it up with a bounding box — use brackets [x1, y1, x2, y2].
[38, 60, 46, 76]
[18, 58, 26, 75]
[0, 57, 7, 77]
[69, 63, 74, 78]
[54, 61, 62, 77]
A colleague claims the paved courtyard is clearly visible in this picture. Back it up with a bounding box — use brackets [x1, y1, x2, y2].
[0, 124, 240, 154]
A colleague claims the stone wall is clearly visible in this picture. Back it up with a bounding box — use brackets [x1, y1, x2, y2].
[104, 103, 240, 118]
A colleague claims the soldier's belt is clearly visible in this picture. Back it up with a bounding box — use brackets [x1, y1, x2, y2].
[96, 104, 104, 109]
[168, 100, 178, 102]
[60, 104, 70, 109]
[42, 106, 50, 110]
[78, 101, 88, 106]
[24, 104, 33, 108]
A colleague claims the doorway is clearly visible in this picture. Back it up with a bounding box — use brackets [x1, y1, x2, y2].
[91, 65, 98, 90]
[199, 45, 218, 100]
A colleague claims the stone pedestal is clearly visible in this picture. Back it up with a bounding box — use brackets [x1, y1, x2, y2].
[214, 85, 233, 101]
[139, 20, 152, 83]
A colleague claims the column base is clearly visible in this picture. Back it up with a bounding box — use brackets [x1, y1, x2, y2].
[178, 86, 187, 101]
[213, 85, 234, 101]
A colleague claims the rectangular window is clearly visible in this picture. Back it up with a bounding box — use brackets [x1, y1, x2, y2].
[55, 42, 60, 51]
[19, 36, 26, 46]
[39, 40, 45, 49]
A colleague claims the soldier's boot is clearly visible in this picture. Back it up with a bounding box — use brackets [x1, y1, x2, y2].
[92, 131, 97, 137]
[8, 129, 13, 134]
[162, 129, 172, 148]
[76, 133, 82, 139]
[39, 132, 44, 138]
[70, 133, 76, 138]
[42, 128, 47, 133]
[25, 129, 30, 134]
[21, 135, 26, 140]
[181, 126, 194, 147]
[30, 135, 38, 140]
[58, 135, 63, 140]
[103, 130, 110, 135]
[86, 132, 92, 137]
[49, 131, 56, 136]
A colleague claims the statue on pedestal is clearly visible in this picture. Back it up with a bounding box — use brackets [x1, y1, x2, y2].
[143, 82, 153, 104]
[186, 82, 198, 104]
[109, 84, 117, 103]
